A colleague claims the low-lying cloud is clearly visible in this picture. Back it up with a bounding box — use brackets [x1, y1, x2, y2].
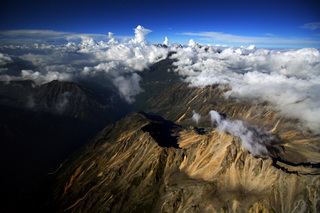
[55, 91, 71, 113]
[171, 45, 320, 133]
[112, 73, 143, 103]
[210, 110, 273, 158]
[192, 110, 201, 125]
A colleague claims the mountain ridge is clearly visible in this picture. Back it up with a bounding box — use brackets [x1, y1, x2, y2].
[45, 112, 320, 212]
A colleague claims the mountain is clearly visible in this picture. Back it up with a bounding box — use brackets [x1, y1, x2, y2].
[0, 80, 130, 211]
[40, 82, 320, 212]
[0, 80, 128, 122]
[45, 110, 320, 212]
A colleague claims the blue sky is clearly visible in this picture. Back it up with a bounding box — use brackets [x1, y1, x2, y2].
[0, 0, 319, 48]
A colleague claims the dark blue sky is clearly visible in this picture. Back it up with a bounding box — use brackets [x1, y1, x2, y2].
[1, 0, 319, 48]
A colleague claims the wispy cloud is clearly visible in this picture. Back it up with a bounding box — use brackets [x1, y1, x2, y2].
[0, 30, 70, 38]
[180, 31, 320, 47]
[265, 33, 275, 37]
[300, 22, 320, 30]
[0, 29, 132, 44]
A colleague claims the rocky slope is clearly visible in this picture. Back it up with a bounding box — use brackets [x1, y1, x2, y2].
[44, 82, 320, 212]
[142, 82, 320, 167]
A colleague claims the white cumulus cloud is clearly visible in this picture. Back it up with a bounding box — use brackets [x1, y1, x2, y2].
[171, 45, 320, 133]
[131, 25, 152, 44]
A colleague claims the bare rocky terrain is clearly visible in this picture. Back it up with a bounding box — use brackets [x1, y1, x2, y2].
[45, 82, 320, 212]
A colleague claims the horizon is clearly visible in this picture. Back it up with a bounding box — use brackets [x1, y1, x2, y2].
[1, 0, 320, 49]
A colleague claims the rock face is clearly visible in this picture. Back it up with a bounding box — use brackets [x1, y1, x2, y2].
[47, 84, 320, 213]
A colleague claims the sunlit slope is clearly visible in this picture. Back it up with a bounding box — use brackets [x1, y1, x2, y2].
[144, 82, 320, 165]
[48, 110, 320, 212]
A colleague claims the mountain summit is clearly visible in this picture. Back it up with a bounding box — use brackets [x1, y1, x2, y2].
[41, 80, 320, 212]
[47, 110, 320, 212]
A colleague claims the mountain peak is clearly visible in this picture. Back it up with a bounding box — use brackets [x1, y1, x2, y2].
[46, 111, 320, 212]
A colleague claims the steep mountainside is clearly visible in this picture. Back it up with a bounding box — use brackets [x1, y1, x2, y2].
[142, 82, 320, 166]
[47, 112, 320, 213]
[43, 82, 320, 212]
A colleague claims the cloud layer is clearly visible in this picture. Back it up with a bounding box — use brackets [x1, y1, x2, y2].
[171, 44, 320, 133]
[1, 26, 320, 134]
[0, 26, 168, 103]
[181, 31, 320, 47]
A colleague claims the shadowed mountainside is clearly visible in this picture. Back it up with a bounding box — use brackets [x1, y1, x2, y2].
[46, 111, 320, 212]
[43, 81, 320, 212]
[0, 80, 130, 211]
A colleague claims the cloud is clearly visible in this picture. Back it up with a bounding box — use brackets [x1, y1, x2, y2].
[0, 26, 169, 103]
[180, 31, 320, 47]
[65, 34, 109, 42]
[22, 70, 73, 84]
[131, 25, 152, 44]
[112, 73, 143, 103]
[0, 29, 132, 45]
[265, 33, 275, 37]
[0, 30, 70, 38]
[55, 92, 71, 113]
[210, 110, 273, 158]
[107, 32, 118, 44]
[26, 95, 36, 109]
[0, 53, 12, 65]
[192, 110, 201, 125]
[188, 39, 196, 47]
[225, 71, 320, 133]
[171, 46, 320, 133]
[300, 22, 320, 30]
[0, 68, 8, 73]
[1, 25, 320, 133]
[163, 37, 169, 46]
